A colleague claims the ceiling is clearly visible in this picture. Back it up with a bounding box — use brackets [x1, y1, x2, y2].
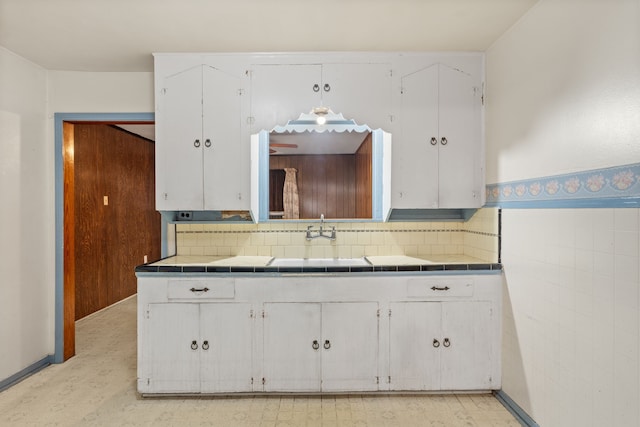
[0, 0, 538, 72]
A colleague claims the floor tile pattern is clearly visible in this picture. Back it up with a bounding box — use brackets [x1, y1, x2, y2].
[0, 297, 519, 426]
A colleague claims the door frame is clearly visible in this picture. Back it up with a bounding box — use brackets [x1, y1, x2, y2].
[54, 112, 159, 363]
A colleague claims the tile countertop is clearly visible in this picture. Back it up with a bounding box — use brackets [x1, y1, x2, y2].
[136, 255, 502, 274]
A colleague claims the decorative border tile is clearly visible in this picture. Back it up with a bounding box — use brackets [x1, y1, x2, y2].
[485, 162, 640, 208]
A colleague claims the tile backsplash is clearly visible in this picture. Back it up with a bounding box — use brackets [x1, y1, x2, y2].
[175, 208, 500, 262]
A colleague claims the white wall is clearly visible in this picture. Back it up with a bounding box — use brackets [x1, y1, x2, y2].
[47, 71, 153, 112]
[486, 0, 640, 184]
[486, 1, 640, 426]
[0, 47, 51, 380]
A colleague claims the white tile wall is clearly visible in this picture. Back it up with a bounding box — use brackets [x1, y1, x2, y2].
[174, 208, 500, 262]
[501, 208, 640, 427]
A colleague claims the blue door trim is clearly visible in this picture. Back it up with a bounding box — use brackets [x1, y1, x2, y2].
[54, 113, 154, 363]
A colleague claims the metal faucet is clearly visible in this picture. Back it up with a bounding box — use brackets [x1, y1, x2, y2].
[306, 213, 336, 241]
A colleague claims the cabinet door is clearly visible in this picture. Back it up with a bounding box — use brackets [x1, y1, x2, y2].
[262, 303, 322, 391]
[321, 63, 392, 130]
[440, 301, 493, 390]
[200, 303, 254, 393]
[396, 65, 440, 208]
[321, 302, 379, 391]
[145, 303, 201, 393]
[156, 66, 205, 210]
[388, 302, 441, 390]
[202, 66, 247, 210]
[250, 64, 321, 133]
[437, 66, 481, 208]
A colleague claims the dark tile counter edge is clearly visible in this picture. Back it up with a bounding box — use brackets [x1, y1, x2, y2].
[136, 263, 503, 274]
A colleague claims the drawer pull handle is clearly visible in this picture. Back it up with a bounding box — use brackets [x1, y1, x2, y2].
[431, 286, 450, 291]
[202, 340, 210, 350]
[443, 338, 451, 348]
[430, 137, 438, 145]
[190, 287, 210, 293]
[191, 340, 198, 350]
[433, 339, 440, 348]
[312, 340, 320, 350]
[323, 340, 331, 350]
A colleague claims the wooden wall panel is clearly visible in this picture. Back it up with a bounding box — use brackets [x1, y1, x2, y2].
[270, 154, 357, 219]
[355, 134, 373, 218]
[74, 124, 160, 320]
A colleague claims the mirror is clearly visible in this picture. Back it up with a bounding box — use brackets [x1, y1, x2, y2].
[251, 111, 391, 222]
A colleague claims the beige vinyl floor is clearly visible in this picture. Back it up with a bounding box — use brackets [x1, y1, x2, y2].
[0, 296, 520, 427]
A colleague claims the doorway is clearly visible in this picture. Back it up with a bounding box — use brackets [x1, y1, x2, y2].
[55, 113, 159, 362]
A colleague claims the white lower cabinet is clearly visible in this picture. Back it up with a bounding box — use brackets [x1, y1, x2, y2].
[389, 301, 494, 391]
[142, 302, 253, 394]
[262, 302, 379, 392]
[137, 274, 501, 395]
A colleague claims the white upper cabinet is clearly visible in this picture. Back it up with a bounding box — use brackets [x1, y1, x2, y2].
[154, 53, 484, 216]
[395, 63, 483, 209]
[249, 62, 392, 133]
[155, 62, 247, 211]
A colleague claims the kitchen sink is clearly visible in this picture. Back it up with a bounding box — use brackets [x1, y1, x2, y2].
[268, 258, 371, 267]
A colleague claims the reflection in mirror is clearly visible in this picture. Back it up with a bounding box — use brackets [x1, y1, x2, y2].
[269, 129, 373, 220]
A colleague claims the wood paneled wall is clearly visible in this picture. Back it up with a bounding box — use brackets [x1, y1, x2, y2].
[269, 137, 373, 219]
[355, 134, 373, 218]
[74, 124, 160, 320]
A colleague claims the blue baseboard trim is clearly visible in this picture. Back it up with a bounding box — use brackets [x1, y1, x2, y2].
[494, 390, 539, 427]
[0, 355, 54, 392]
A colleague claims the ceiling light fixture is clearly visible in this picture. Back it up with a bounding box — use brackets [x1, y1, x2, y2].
[312, 106, 330, 125]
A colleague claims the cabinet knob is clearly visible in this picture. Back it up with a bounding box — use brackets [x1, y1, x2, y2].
[313, 84, 320, 92]
[323, 83, 331, 92]
[191, 340, 198, 350]
[204, 138, 212, 148]
[440, 137, 448, 145]
[312, 340, 320, 350]
[202, 340, 210, 350]
[194, 139, 201, 148]
[433, 339, 440, 348]
[430, 137, 438, 146]
[323, 339, 331, 350]
[443, 338, 451, 347]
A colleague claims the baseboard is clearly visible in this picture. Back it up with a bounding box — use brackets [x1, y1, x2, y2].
[494, 390, 539, 427]
[0, 355, 53, 392]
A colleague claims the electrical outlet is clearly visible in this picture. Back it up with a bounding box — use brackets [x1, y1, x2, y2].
[178, 211, 193, 220]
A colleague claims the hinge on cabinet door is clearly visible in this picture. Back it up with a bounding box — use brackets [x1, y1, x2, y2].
[262, 378, 266, 385]
[261, 310, 266, 318]
[147, 378, 150, 386]
[376, 376, 379, 384]
[388, 376, 391, 384]
[389, 115, 395, 123]
[388, 309, 392, 317]
[145, 309, 150, 319]
[376, 309, 381, 318]
[388, 69, 393, 78]
[163, 193, 168, 200]
[251, 377, 254, 385]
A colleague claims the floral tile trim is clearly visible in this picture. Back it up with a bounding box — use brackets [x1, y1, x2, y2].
[485, 163, 640, 204]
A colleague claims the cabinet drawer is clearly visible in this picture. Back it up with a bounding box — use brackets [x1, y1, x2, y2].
[406, 278, 473, 298]
[167, 279, 235, 300]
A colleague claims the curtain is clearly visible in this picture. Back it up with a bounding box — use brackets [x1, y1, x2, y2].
[283, 168, 300, 219]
